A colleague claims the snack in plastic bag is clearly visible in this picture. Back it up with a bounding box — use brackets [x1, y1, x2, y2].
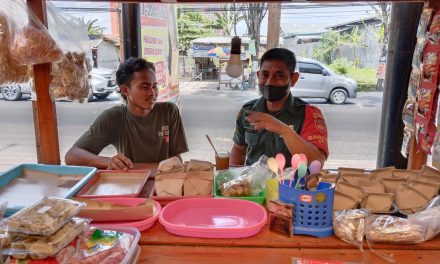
[365, 215, 426, 244]
[0, 0, 62, 65]
[408, 205, 440, 241]
[215, 156, 270, 197]
[50, 51, 90, 102]
[46, 3, 92, 102]
[56, 227, 134, 264]
[333, 209, 370, 250]
[6, 197, 85, 236]
[0, 15, 31, 85]
[4, 217, 89, 260]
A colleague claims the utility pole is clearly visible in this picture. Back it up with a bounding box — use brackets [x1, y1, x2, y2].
[266, 3, 281, 49]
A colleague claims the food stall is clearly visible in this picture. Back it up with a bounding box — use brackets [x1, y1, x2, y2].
[2, 0, 440, 264]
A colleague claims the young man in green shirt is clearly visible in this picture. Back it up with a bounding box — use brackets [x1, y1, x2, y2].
[230, 48, 329, 167]
[65, 57, 188, 170]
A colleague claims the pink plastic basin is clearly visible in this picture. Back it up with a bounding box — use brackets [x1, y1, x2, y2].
[92, 197, 161, 231]
[159, 198, 268, 238]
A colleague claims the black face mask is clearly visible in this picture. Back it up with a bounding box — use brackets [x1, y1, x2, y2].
[259, 82, 291, 102]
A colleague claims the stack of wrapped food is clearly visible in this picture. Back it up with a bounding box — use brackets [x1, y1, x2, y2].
[0, 197, 137, 263]
[319, 165, 440, 214]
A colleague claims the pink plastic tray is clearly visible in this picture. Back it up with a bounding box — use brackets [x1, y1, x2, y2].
[159, 198, 267, 238]
[92, 197, 161, 231]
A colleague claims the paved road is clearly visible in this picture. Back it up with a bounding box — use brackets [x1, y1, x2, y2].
[0, 81, 383, 172]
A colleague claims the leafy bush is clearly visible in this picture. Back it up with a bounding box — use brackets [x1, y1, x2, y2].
[329, 59, 377, 92]
[329, 58, 352, 75]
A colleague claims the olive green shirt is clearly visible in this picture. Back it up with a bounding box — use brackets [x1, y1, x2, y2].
[233, 94, 307, 167]
[74, 102, 188, 163]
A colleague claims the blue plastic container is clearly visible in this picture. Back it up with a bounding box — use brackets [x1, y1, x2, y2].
[279, 181, 334, 237]
[0, 163, 96, 216]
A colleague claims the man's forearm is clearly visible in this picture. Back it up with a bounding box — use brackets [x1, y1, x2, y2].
[280, 126, 326, 165]
[65, 147, 110, 169]
[230, 144, 246, 166]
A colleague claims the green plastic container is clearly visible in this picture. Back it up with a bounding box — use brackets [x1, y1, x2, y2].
[213, 179, 266, 204]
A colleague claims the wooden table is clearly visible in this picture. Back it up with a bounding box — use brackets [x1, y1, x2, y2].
[136, 221, 440, 264]
[133, 163, 440, 263]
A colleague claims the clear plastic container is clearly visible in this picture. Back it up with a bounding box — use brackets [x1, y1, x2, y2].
[6, 197, 85, 236]
[4, 217, 89, 260]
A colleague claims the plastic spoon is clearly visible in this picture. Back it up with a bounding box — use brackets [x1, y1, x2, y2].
[299, 153, 308, 166]
[289, 154, 301, 187]
[267, 158, 281, 183]
[309, 160, 322, 175]
[275, 153, 286, 184]
[205, 134, 219, 157]
[295, 163, 308, 189]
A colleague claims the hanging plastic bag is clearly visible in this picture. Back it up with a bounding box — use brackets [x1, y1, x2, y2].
[0, 0, 62, 65]
[46, 3, 92, 102]
[0, 15, 31, 85]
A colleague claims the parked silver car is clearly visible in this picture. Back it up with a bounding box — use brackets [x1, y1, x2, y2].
[292, 57, 358, 104]
[89, 67, 117, 101]
[0, 82, 32, 101]
[1, 68, 117, 101]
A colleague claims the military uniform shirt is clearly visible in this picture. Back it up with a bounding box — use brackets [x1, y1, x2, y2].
[74, 102, 188, 163]
[233, 93, 329, 167]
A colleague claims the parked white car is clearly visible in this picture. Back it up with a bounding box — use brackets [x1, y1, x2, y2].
[0, 82, 32, 101]
[1, 68, 117, 101]
[292, 57, 358, 104]
[89, 67, 117, 101]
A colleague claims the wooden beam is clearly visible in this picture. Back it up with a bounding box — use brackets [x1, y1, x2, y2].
[266, 3, 281, 50]
[407, 135, 427, 170]
[27, 0, 61, 164]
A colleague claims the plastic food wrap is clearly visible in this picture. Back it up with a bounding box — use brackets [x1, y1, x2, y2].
[3, 217, 89, 260]
[0, 15, 31, 85]
[365, 215, 425, 244]
[46, 3, 92, 102]
[333, 209, 370, 250]
[56, 227, 134, 264]
[0, 0, 62, 65]
[50, 52, 90, 102]
[6, 197, 85, 236]
[215, 156, 269, 197]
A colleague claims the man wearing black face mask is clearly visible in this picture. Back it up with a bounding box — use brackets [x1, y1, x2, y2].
[230, 48, 329, 167]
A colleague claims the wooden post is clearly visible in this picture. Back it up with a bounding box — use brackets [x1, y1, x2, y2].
[407, 135, 427, 170]
[266, 3, 281, 49]
[27, 0, 61, 164]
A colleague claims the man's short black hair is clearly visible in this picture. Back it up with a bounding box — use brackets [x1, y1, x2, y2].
[260, 48, 296, 73]
[116, 57, 155, 101]
[116, 57, 155, 87]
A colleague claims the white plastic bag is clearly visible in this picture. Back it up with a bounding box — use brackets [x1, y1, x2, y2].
[46, 3, 92, 102]
[0, 0, 62, 65]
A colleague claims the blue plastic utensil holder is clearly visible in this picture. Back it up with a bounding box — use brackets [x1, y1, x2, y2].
[279, 181, 334, 237]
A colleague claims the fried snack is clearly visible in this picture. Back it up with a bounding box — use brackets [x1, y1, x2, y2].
[6, 197, 84, 236]
[333, 209, 370, 249]
[10, 25, 62, 65]
[0, 16, 31, 85]
[5, 217, 89, 260]
[220, 178, 250, 197]
[50, 52, 91, 102]
[365, 215, 425, 244]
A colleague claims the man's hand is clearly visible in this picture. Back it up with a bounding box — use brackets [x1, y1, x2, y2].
[107, 153, 133, 170]
[246, 110, 289, 135]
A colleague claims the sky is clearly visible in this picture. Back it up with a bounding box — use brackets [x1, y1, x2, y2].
[50, 1, 378, 36]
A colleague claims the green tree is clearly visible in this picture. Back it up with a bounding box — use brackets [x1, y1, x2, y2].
[178, 12, 214, 52]
[212, 6, 243, 36]
[312, 31, 350, 64]
[80, 18, 106, 37]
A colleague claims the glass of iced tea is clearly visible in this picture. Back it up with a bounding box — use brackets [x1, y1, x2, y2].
[215, 151, 230, 171]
